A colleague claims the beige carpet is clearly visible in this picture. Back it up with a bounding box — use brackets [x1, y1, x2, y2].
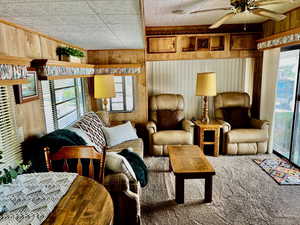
[141, 155, 300, 225]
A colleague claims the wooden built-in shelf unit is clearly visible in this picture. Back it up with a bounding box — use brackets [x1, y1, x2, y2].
[146, 33, 260, 61]
[0, 55, 31, 85]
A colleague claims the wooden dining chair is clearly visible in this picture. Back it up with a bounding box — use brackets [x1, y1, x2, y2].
[43, 146, 106, 184]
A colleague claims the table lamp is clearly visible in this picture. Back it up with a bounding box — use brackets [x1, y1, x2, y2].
[94, 75, 116, 111]
[196, 72, 217, 123]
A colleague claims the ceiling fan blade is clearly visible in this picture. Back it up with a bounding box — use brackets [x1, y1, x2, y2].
[251, 8, 287, 21]
[172, 0, 210, 14]
[255, 0, 295, 6]
[209, 12, 235, 29]
[190, 7, 232, 14]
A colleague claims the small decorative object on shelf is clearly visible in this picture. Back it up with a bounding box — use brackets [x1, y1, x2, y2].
[56, 46, 84, 63]
[94, 64, 143, 76]
[13, 69, 39, 104]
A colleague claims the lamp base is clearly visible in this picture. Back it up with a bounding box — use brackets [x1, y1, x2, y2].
[103, 98, 109, 111]
[201, 96, 210, 124]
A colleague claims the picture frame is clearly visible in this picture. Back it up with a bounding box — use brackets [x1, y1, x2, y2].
[14, 68, 39, 104]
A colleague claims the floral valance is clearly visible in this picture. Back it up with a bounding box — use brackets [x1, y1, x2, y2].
[257, 30, 300, 50]
[35, 66, 95, 77]
[94, 67, 142, 75]
[0, 64, 28, 80]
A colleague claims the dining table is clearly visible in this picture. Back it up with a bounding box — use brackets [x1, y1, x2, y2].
[42, 175, 114, 225]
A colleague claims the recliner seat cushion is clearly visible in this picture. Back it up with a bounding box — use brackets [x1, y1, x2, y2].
[156, 110, 182, 130]
[227, 129, 268, 143]
[152, 130, 192, 145]
[222, 107, 250, 129]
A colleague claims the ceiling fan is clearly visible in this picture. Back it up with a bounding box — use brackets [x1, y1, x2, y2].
[172, 0, 295, 29]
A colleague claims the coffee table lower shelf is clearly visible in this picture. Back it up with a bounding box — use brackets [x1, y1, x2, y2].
[174, 173, 213, 204]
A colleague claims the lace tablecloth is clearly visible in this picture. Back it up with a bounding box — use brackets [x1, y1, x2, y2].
[0, 172, 77, 225]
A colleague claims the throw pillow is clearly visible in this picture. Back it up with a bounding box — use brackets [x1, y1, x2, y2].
[157, 110, 182, 130]
[66, 127, 99, 151]
[105, 152, 137, 182]
[222, 107, 250, 129]
[72, 112, 106, 152]
[102, 121, 138, 147]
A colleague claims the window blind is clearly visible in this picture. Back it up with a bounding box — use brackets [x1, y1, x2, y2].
[40, 78, 85, 134]
[0, 86, 22, 170]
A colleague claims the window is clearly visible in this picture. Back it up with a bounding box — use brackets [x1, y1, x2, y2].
[109, 76, 135, 112]
[41, 78, 85, 133]
[0, 86, 22, 170]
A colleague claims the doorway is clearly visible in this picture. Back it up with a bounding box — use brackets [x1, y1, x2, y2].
[273, 46, 300, 167]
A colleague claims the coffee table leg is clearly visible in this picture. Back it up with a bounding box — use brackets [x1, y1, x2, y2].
[204, 176, 213, 203]
[175, 176, 184, 204]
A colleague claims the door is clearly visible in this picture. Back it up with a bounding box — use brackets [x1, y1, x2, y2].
[274, 47, 300, 167]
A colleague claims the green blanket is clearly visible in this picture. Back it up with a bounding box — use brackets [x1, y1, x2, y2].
[31, 129, 86, 172]
[118, 149, 148, 187]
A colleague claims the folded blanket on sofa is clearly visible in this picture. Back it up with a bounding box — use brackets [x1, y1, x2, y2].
[118, 149, 148, 187]
[31, 129, 86, 172]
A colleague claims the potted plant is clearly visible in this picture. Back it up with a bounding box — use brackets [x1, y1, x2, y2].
[56, 47, 85, 63]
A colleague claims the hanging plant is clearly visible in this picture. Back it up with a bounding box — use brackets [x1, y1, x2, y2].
[56, 47, 85, 58]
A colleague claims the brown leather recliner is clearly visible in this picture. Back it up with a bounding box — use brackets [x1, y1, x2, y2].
[214, 92, 270, 155]
[146, 94, 194, 156]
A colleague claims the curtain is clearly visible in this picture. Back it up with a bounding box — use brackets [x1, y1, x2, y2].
[260, 48, 280, 153]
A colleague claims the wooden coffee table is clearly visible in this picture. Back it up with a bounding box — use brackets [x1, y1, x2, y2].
[168, 145, 216, 204]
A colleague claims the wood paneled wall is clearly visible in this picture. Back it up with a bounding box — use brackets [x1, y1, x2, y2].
[0, 19, 87, 140]
[87, 49, 147, 124]
[262, 7, 300, 37]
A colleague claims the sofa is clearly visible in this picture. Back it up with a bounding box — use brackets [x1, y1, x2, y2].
[67, 111, 143, 225]
[214, 92, 270, 155]
[146, 94, 194, 156]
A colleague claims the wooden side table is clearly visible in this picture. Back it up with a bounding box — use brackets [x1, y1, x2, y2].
[194, 120, 222, 157]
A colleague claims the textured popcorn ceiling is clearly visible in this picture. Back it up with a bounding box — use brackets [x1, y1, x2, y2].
[0, 0, 144, 50]
[144, 0, 300, 26]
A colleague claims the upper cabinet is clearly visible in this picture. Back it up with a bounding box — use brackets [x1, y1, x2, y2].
[146, 33, 260, 61]
[230, 34, 258, 50]
[147, 37, 177, 53]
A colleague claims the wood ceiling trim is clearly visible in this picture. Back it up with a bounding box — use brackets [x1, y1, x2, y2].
[146, 24, 263, 36]
[257, 27, 300, 43]
[0, 18, 86, 51]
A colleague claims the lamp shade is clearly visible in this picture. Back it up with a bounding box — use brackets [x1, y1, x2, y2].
[94, 75, 116, 99]
[196, 72, 217, 96]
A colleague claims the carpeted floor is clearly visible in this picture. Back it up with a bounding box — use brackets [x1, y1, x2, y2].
[141, 154, 300, 225]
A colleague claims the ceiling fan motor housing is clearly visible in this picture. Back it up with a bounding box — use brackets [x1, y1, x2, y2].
[230, 0, 252, 12]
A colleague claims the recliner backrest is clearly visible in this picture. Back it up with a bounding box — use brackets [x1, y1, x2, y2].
[214, 92, 251, 120]
[149, 94, 185, 123]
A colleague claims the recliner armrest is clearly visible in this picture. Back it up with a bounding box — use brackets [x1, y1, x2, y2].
[216, 120, 231, 133]
[146, 121, 157, 133]
[250, 119, 270, 130]
[182, 119, 194, 133]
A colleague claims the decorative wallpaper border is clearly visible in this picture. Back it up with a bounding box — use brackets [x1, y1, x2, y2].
[36, 66, 95, 77]
[257, 33, 300, 50]
[0, 64, 27, 80]
[94, 67, 142, 75]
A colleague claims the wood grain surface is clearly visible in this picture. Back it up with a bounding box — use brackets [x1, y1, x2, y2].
[168, 145, 215, 175]
[42, 176, 113, 225]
